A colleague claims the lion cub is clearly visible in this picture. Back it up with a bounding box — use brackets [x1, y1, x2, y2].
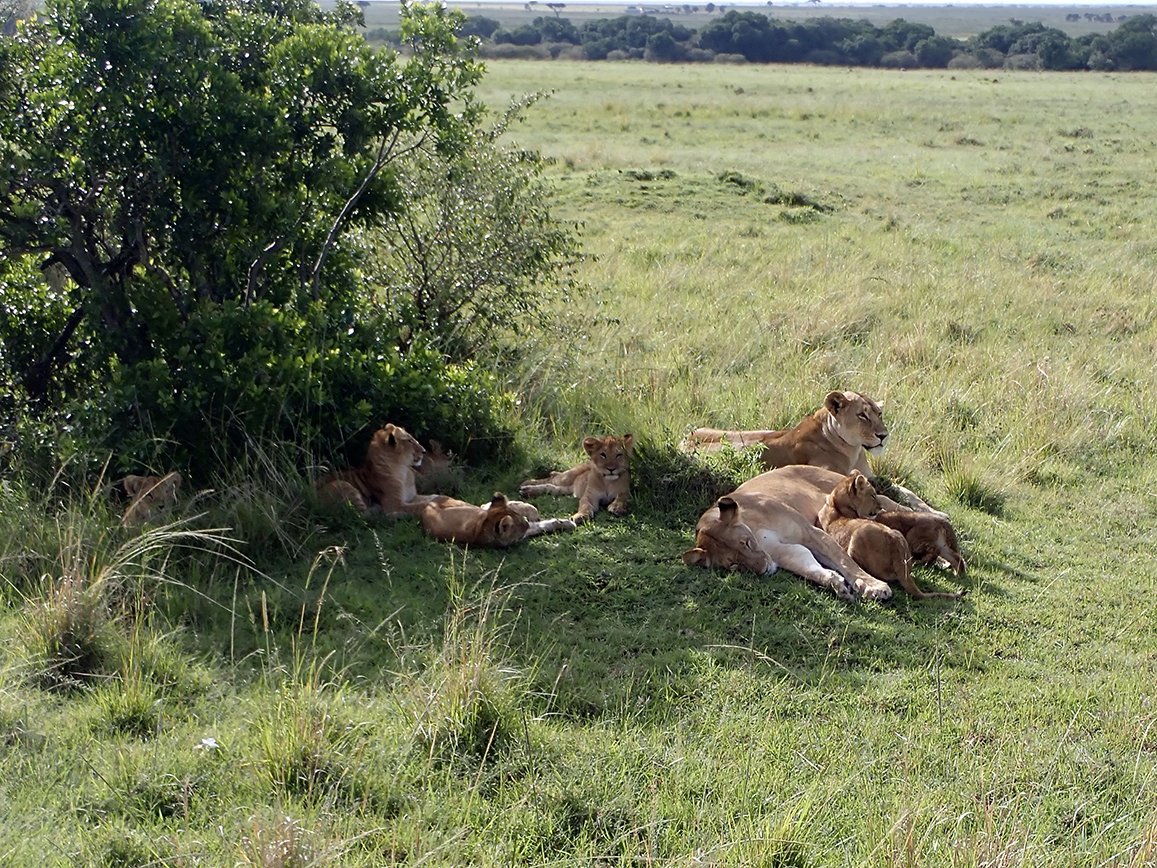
[421, 493, 531, 548]
[121, 472, 183, 527]
[519, 434, 633, 524]
[818, 471, 963, 601]
[875, 509, 967, 576]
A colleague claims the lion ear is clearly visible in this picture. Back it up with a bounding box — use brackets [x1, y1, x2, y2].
[622, 434, 635, 454]
[824, 391, 847, 414]
[717, 496, 739, 522]
[582, 437, 601, 456]
[498, 516, 516, 534]
[489, 492, 509, 508]
[682, 547, 708, 567]
[122, 475, 146, 496]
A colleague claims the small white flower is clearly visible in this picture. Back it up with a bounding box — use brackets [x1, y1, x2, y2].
[197, 736, 220, 751]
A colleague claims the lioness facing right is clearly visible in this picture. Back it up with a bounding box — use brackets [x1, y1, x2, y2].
[818, 472, 964, 601]
[519, 434, 633, 524]
[316, 423, 442, 516]
[685, 390, 941, 514]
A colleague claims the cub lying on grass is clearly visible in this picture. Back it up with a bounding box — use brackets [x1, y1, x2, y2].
[519, 434, 633, 524]
[874, 508, 967, 576]
[421, 493, 576, 548]
[817, 471, 964, 601]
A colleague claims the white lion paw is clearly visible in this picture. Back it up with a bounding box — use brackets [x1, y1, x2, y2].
[823, 570, 857, 601]
[857, 578, 893, 602]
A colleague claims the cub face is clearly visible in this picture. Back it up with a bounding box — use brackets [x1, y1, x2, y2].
[829, 470, 882, 520]
[582, 434, 634, 480]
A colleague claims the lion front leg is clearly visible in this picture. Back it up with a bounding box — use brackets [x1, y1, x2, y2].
[571, 496, 599, 525]
[519, 480, 572, 498]
[607, 493, 630, 516]
[764, 542, 861, 601]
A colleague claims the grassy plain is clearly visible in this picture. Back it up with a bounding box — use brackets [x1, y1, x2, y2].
[2, 62, 1157, 864]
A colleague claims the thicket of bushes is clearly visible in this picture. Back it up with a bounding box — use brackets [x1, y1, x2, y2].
[377, 10, 1157, 71]
[0, 0, 576, 482]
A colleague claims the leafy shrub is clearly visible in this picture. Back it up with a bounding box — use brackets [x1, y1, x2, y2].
[0, 0, 547, 481]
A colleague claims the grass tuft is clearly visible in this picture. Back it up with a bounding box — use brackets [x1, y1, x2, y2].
[941, 453, 1007, 515]
[397, 567, 529, 773]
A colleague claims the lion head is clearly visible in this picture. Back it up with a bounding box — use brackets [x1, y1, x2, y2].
[477, 493, 531, 547]
[366, 423, 427, 472]
[121, 471, 183, 526]
[582, 434, 634, 480]
[681, 497, 775, 574]
[825, 390, 888, 454]
[826, 470, 882, 520]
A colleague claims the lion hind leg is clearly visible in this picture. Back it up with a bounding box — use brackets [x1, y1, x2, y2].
[762, 540, 862, 602]
[319, 480, 371, 513]
[519, 481, 572, 498]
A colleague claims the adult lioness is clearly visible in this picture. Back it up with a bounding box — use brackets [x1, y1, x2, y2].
[317, 423, 442, 516]
[818, 472, 963, 601]
[686, 390, 939, 514]
[422, 493, 577, 545]
[681, 465, 893, 601]
[519, 434, 633, 524]
[121, 472, 182, 527]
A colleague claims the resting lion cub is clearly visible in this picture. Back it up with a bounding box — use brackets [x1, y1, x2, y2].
[519, 434, 633, 524]
[421, 493, 530, 548]
[121, 472, 182, 527]
[818, 472, 963, 601]
[875, 509, 967, 576]
[422, 493, 576, 547]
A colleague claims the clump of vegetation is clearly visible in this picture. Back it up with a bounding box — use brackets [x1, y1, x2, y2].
[398, 574, 529, 773]
[0, 0, 575, 480]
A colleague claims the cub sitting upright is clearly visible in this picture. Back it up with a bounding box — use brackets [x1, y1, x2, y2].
[519, 434, 634, 524]
[818, 471, 963, 601]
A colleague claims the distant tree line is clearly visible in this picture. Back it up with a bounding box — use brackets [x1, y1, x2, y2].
[396, 11, 1157, 71]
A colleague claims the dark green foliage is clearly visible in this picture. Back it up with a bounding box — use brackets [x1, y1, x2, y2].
[462, 8, 1157, 71]
[0, 0, 572, 479]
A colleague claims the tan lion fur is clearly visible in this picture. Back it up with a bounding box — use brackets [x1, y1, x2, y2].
[685, 390, 943, 513]
[317, 423, 443, 516]
[121, 472, 182, 527]
[875, 509, 967, 576]
[519, 434, 634, 524]
[422, 492, 577, 546]
[818, 472, 964, 601]
[682, 465, 893, 602]
[421, 492, 531, 548]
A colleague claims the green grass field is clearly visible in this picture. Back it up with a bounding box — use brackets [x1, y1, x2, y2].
[2, 61, 1156, 865]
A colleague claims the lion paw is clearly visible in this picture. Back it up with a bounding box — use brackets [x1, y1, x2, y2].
[823, 570, 858, 601]
[857, 579, 893, 602]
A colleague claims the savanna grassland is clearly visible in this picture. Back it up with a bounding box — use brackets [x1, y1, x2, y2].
[3, 61, 1157, 865]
